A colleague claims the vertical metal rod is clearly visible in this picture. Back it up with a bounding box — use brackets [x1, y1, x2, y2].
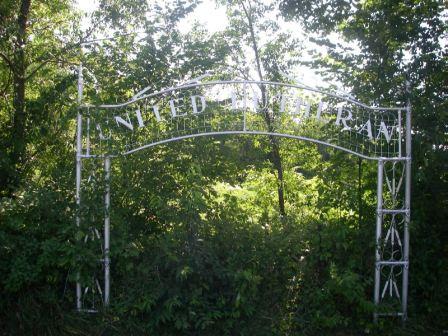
[86, 114, 90, 157]
[75, 62, 83, 311]
[104, 156, 111, 306]
[402, 81, 412, 321]
[374, 159, 384, 323]
[358, 158, 362, 230]
[398, 109, 402, 158]
[243, 83, 247, 131]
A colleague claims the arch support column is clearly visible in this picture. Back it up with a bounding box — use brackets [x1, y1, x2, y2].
[374, 99, 411, 322]
[103, 156, 111, 307]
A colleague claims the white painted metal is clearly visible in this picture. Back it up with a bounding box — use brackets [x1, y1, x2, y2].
[372, 82, 411, 322]
[75, 62, 83, 311]
[377, 261, 408, 266]
[131, 72, 213, 101]
[83, 80, 405, 111]
[86, 115, 90, 157]
[398, 109, 402, 158]
[122, 130, 406, 161]
[402, 82, 412, 321]
[75, 74, 411, 322]
[374, 159, 384, 323]
[104, 156, 111, 306]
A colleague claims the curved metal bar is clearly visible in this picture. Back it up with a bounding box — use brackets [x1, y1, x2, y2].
[86, 80, 405, 111]
[122, 130, 405, 161]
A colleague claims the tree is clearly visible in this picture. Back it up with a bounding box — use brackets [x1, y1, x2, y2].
[1, 0, 445, 333]
[280, 0, 448, 328]
[219, 0, 302, 217]
[0, 0, 78, 196]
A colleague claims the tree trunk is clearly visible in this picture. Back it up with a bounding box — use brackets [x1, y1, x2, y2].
[241, 1, 286, 217]
[9, 0, 31, 192]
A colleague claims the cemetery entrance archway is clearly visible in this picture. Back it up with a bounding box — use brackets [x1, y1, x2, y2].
[74, 66, 411, 321]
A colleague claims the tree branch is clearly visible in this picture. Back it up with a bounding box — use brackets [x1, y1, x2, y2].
[239, 0, 286, 217]
[0, 51, 14, 71]
[25, 44, 78, 81]
[1, 68, 13, 98]
[25, 58, 53, 81]
[240, 0, 264, 82]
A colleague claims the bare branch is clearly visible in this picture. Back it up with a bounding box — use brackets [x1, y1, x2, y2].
[25, 44, 78, 81]
[25, 59, 53, 81]
[0, 51, 14, 71]
[240, 0, 264, 82]
[1, 69, 13, 98]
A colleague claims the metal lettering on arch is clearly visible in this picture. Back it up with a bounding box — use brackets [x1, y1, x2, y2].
[75, 67, 412, 321]
[83, 80, 404, 159]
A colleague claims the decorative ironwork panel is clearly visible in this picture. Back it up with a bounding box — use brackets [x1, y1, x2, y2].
[80, 81, 405, 160]
[374, 159, 410, 319]
[76, 154, 107, 312]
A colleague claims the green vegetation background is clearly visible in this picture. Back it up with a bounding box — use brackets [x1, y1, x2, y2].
[0, 0, 446, 334]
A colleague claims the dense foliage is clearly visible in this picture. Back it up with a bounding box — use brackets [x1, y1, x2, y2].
[280, 0, 448, 330]
[0, 0, 446, 335]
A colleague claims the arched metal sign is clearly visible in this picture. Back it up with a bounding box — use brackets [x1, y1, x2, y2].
[75, 65, 411, 321]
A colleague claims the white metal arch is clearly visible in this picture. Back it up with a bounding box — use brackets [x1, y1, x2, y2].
[122, 130, 401, 161]
[75, 65, 411, 322]
[86, 80, 404, 112]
